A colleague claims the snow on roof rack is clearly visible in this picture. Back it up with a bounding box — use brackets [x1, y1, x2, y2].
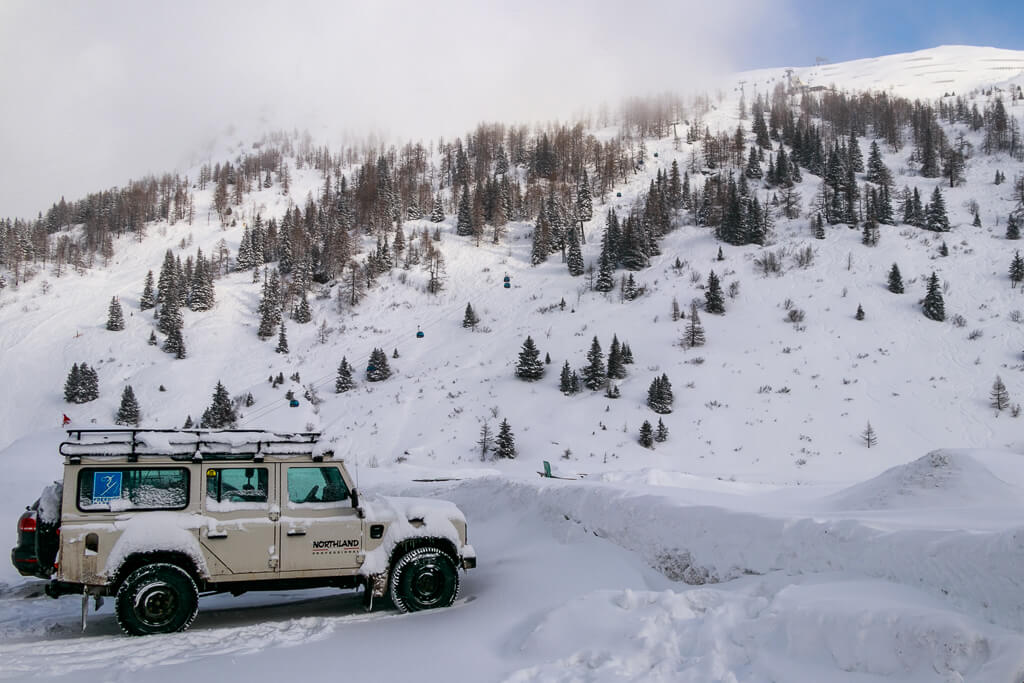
[59, 428, 325, 463]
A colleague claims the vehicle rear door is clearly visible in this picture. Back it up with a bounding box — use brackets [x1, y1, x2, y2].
[279, 463, 362, 573]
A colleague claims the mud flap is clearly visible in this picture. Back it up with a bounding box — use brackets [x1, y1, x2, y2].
[80, 589, 105, 631]
[363, 573, 387, 612]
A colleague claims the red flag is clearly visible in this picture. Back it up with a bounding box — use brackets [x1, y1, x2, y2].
[62, 414, 71, 426]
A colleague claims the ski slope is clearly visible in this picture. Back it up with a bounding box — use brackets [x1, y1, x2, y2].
[2, 44, 1024, 680]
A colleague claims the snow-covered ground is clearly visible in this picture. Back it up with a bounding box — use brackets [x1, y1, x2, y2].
[3, 45, 1024, 680]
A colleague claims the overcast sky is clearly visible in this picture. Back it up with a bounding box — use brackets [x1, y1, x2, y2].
[0, 0, 792, 218]
[4, 1, 1022, 220]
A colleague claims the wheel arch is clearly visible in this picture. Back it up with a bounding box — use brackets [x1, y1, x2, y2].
[110, 551, 204, 593]
[388, 537, 459, 573]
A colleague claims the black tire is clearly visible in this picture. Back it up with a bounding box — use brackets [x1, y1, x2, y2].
[389, 546, 459, 613]
[115, 562, 199, 636]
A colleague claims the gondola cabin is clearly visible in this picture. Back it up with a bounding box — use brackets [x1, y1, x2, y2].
[416, 328, 424, 339]
[289, 399, 300, 407]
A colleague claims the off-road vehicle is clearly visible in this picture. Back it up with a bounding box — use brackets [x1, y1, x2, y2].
[11, 428, 476, 635]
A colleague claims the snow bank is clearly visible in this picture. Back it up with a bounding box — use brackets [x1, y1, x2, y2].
[506, 580, 1024, 682]
[827, 450, 1023, 511]
[449, 473, 1024, 631]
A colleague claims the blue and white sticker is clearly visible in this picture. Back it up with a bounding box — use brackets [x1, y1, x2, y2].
[92, 471, 123, 504]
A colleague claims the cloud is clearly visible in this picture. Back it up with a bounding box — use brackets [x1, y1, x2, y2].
[0, 0, 780, 218]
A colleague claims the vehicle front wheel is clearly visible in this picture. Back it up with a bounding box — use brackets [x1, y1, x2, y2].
[389, 546, 459, 613]
[115, 563, 199, 636]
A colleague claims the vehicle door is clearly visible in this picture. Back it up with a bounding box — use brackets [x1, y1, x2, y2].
[200, 465, 279, 576]
[279, 463, 362, 573]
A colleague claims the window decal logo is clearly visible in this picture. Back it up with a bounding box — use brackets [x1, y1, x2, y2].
[92, 471, 123, 504]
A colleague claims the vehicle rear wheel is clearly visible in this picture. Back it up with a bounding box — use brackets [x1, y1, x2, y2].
[389, 546, 459, 613]
[115, 563, 199, 636]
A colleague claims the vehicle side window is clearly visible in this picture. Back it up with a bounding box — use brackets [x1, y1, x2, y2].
[205, 467, 269, 511]
[77, 468, 189, 512]
[287, 467, 349, 507]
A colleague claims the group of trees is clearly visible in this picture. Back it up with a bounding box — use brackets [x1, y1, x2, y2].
[558, 335, 633, 395]
[63, 363, 99, 403]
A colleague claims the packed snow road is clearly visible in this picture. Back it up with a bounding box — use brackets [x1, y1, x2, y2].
[4, 462, 1024, 681]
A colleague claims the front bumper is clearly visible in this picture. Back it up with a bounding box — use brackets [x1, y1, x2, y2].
[461, 544, 476, 570]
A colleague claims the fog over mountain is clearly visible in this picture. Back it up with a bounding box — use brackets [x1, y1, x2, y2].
[0, 0, 783, 218]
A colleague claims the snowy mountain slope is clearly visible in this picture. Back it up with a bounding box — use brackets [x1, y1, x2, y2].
[3, 45, 1024, 680]
[735, 45, 1024, 100]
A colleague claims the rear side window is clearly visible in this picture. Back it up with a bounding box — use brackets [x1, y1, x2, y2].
[77, 468, 189, 512]
[205, 467, 269, 511]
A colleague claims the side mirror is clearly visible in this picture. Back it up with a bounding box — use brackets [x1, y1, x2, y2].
[350, 488, 359, 509]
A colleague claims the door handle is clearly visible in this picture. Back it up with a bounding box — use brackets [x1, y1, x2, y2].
[207, 531, 228, 539]
[287, 529, 306, 536]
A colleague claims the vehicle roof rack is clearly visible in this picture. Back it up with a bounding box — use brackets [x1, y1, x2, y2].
[60, 428, 325, 463]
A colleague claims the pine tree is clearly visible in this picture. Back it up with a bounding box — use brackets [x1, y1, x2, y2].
[654, 418, 668, 443]
[139, 270, 156, 311]
[925, 186, 950, 232]
[923, 272, 945, 321]
[887, 263, 904, 293]
[566, 226, 584, 276]
[671, 297, 681, 322]
[1010, 251, 1024, 288]
[163, 324, 186, 359]
[607, 334, 626, 379]
[991, 376, 1010, 411]
[201, 381, 237, 429]
[429, 194, 445, 223]
[861, 421, 877, 448]
[530, 209, 549, 265]
[559, 361, 576, 394]
[276, 321, 289, 353]
[515, 336, 544, 381]
[1008, 214, 1021, 240]
[147, 330, 158, 346]
[183, 415, 194, 429]
[621, 343, 634, 364]
[639, 420, 654, 448]
[939, 241, 949, 257]
[257, 269, 282, 339]
[494, 419, 517, 459]
[855, 303, 865, 320]
[293, 291, 312, 324]
[705, 270, 725, 314]
[63, 363, 81, 403]
[582, 337, 606, 391]
[865, 140, 891, 185]
[106, 296, 125, 331]
[647, 374, 674, 414]
[456, 184, 473, 236]
[78, 363, 99, 402]
[335, 357, 355, 393]
[115, 385, 141, 426]
[682, 302, 706, 347]
[744, 146, 762, 179]
[366, 347, 391, 382]
[576, 171, 593, 225]
[594, 248, 615, 293]
[462, 302, 480, 329]
[861, 219, 879, 246]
